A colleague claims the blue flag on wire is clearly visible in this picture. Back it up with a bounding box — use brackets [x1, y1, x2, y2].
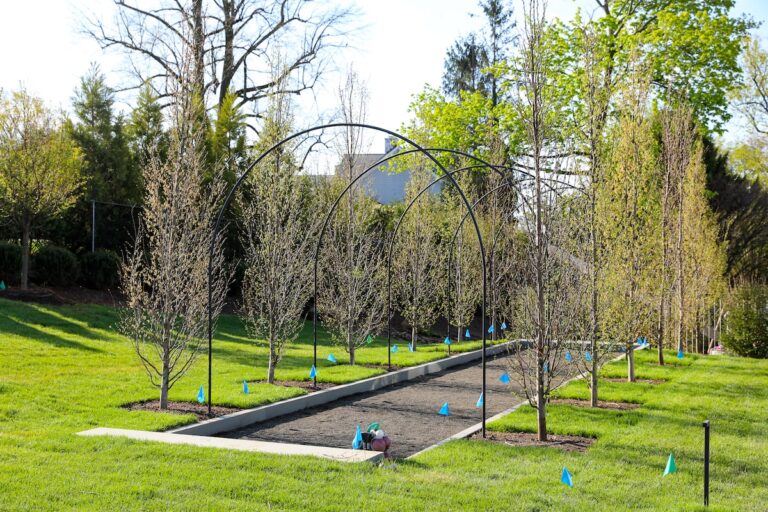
[352, 424, 363, 449]
[309, 365, 317, 379]
[465, 329, 471, 339]
[243, 380, 249, 394]
[197, 385, 205, 404]
[408, 342, 415, 352]
[565, 351, 573, 362]
[677, 350, 684, 360]
[488, 324, 495, 334]
[444, 336, 452, 346]
[543, 361, 549, 373]
[499, 372, 511, 384]
[476, 392, 484, 408]
[439, 402, 450, 416]
[561, 467, 574, 487]
[327, 353, 337, 364]
[585, 351, 592, 362]
[501, 321, 507, 330]
[391, 344, 398, 353]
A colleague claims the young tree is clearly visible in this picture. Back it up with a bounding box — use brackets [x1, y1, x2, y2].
[0, 90, 83, 289]
[120, 94, 229, 410]
[239, 88, 314, 383]
[393, 168, 444, 349]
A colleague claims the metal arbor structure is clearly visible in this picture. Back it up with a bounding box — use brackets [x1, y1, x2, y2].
[207, 123, 521, 437]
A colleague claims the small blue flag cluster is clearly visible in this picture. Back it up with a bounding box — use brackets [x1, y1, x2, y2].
[391, 344, 399, 353]
[439, 402, 450, 416]
[500, 321, 507, 330]
[408, 342, 415, 352]
[465, 329, 471, 339]
[677, 350, 684, 360]
[243, 380, 249, 394]
[197, 385, 205, 404]
[476, 392, 484, 408]
[499, 372, 511, 384]
[327, 353, 337, 364]
[309, 365, 317, 379]
[565, 351, 573, 362]
[444, 336, 452, 346]
[488, 324, 495, 334]
[352, 424, 363, 449]
[584, 351, 592, 362]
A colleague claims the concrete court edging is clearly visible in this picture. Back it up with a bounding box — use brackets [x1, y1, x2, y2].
[77, 428, 383, 463]
[407, 343, 649, 459]
[171, 341, 518, 437]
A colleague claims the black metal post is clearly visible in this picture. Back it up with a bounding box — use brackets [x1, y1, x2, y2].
[704, 419, 710, 506]
[91, 199, 96, 253]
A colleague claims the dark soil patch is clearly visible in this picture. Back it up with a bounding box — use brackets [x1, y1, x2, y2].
[0, 285, 122, 306]
[473, 431, 595, 452]
[551, 398, 640, 410]
[604, 378, 666, 385]
[123, 400, 242, 421]
[253, 380, 337, 392]
[361, 363, 405, 372]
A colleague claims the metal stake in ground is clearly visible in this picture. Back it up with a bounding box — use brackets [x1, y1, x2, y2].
[704, 419, 710, 506]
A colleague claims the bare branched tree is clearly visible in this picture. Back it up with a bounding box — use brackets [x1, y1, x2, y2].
[120, 90, 229, 409]
[239, 82, 315, 384]
[85, 0, 355, 129]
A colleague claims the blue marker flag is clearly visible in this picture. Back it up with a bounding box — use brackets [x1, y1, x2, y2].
[197, 385, 205, 404]
[439, 402, 450, 416]
[309, 365, 317, 379]
[327, 353, 337, 364]
[243, 380, 249, 394]
[584, 351, 592, 362]
[408, 342, 415, 352]
[561, 467, 574, 487]
[352, 424, 363, 450]
[0, 280, 5, 291]
[677, 350, 684, 360]
[476, 392, 484, 408]
[488, 324, 495, 334]
[444, 336, 452, 346]
[565, 351, 573, 362]
[663, 453, 677, 475]
[501, 321, 507, 330]
[543, 361, 549, 373]
[465, 328, 471, 339]
[391, 344, 398, 353]
[499, 372, 511, 384]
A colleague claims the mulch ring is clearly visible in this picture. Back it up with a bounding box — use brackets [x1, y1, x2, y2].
[123, 400, 242, 421]
[473, 431, 595, 452]
[604, 378, 666, 385]
[252, 380, 337, 392]
[550, 398, 640, 410]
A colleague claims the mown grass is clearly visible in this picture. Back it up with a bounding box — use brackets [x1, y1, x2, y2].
[1, 299, 766, 510]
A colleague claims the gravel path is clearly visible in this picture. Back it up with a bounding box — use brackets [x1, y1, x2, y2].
[219, 354, 526, 458]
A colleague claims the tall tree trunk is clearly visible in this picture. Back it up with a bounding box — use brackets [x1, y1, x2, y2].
[349, 343, 355, 366]
[676, 187, 685, 354]
[411, 325, 417, 348]
[20, 212, 31, 290]
[268, 337, 276, 384]
[536, 364, 547, 441]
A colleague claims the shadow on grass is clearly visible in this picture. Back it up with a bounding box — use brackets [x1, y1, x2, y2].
[1, 309, 104, 353]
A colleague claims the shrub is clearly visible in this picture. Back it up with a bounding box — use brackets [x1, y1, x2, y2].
[722, 283, 768, 358]
[32, 245, 80, 287]
[0, 242, 21, 285]
[80, 250, 121, 290]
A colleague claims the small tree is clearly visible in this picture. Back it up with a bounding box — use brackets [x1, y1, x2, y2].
[239, 90, 315, 383]
[721, 283, 768, 358]
[393, 168, 444, 348]
[0, 90, 83, 289]
[120, 96, 229, 410]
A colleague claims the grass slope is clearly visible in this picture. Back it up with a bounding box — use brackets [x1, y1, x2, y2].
[1, 299, 766, 510]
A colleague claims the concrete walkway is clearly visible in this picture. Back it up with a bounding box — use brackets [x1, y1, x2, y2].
[218, 355, 524, 458]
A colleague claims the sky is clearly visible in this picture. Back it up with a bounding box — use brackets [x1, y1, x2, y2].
[1, 0, 767, 152]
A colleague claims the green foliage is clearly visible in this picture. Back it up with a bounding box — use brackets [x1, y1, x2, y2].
[722, 283, 768, 358]
[0, 241, 21, 284]
[32, 245, 79, 287]
[79, 249, 121, 289]
[127, 85, 167, 164]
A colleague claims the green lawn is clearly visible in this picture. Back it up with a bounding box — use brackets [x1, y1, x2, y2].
[1, 299, 766, 510]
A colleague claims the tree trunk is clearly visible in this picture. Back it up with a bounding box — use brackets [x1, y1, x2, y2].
[411, 325, 417, 349]
[349, 344, 355, 366]
[268, 336, 276, 384]
[627, 345, 636, 382]
[657, 295, 666, 366]
[20, 212, 31, 290]
[590, 357, 598, 407]
[160, 361, 170, 410]
[536, 367, 547, 441]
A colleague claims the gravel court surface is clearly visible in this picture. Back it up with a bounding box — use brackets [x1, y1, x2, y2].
[218, 353, 527, 458]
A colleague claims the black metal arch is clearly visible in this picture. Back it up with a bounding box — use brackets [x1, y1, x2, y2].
[206, 123, 491, 431]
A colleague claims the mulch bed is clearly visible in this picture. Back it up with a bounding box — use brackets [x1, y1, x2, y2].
[123, 400, 242, 421]
[252, 380, 337, 392]
[550, 398, 640, 410]
[361, 363, 405, 372]
[473, 431, 595, 452]
[604, 378, 666, 385]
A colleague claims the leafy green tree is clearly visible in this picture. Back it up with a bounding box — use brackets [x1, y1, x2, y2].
[721, 283, 768, 358]
[0, 90, 83, 289]
[127, 85, 167, 165]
